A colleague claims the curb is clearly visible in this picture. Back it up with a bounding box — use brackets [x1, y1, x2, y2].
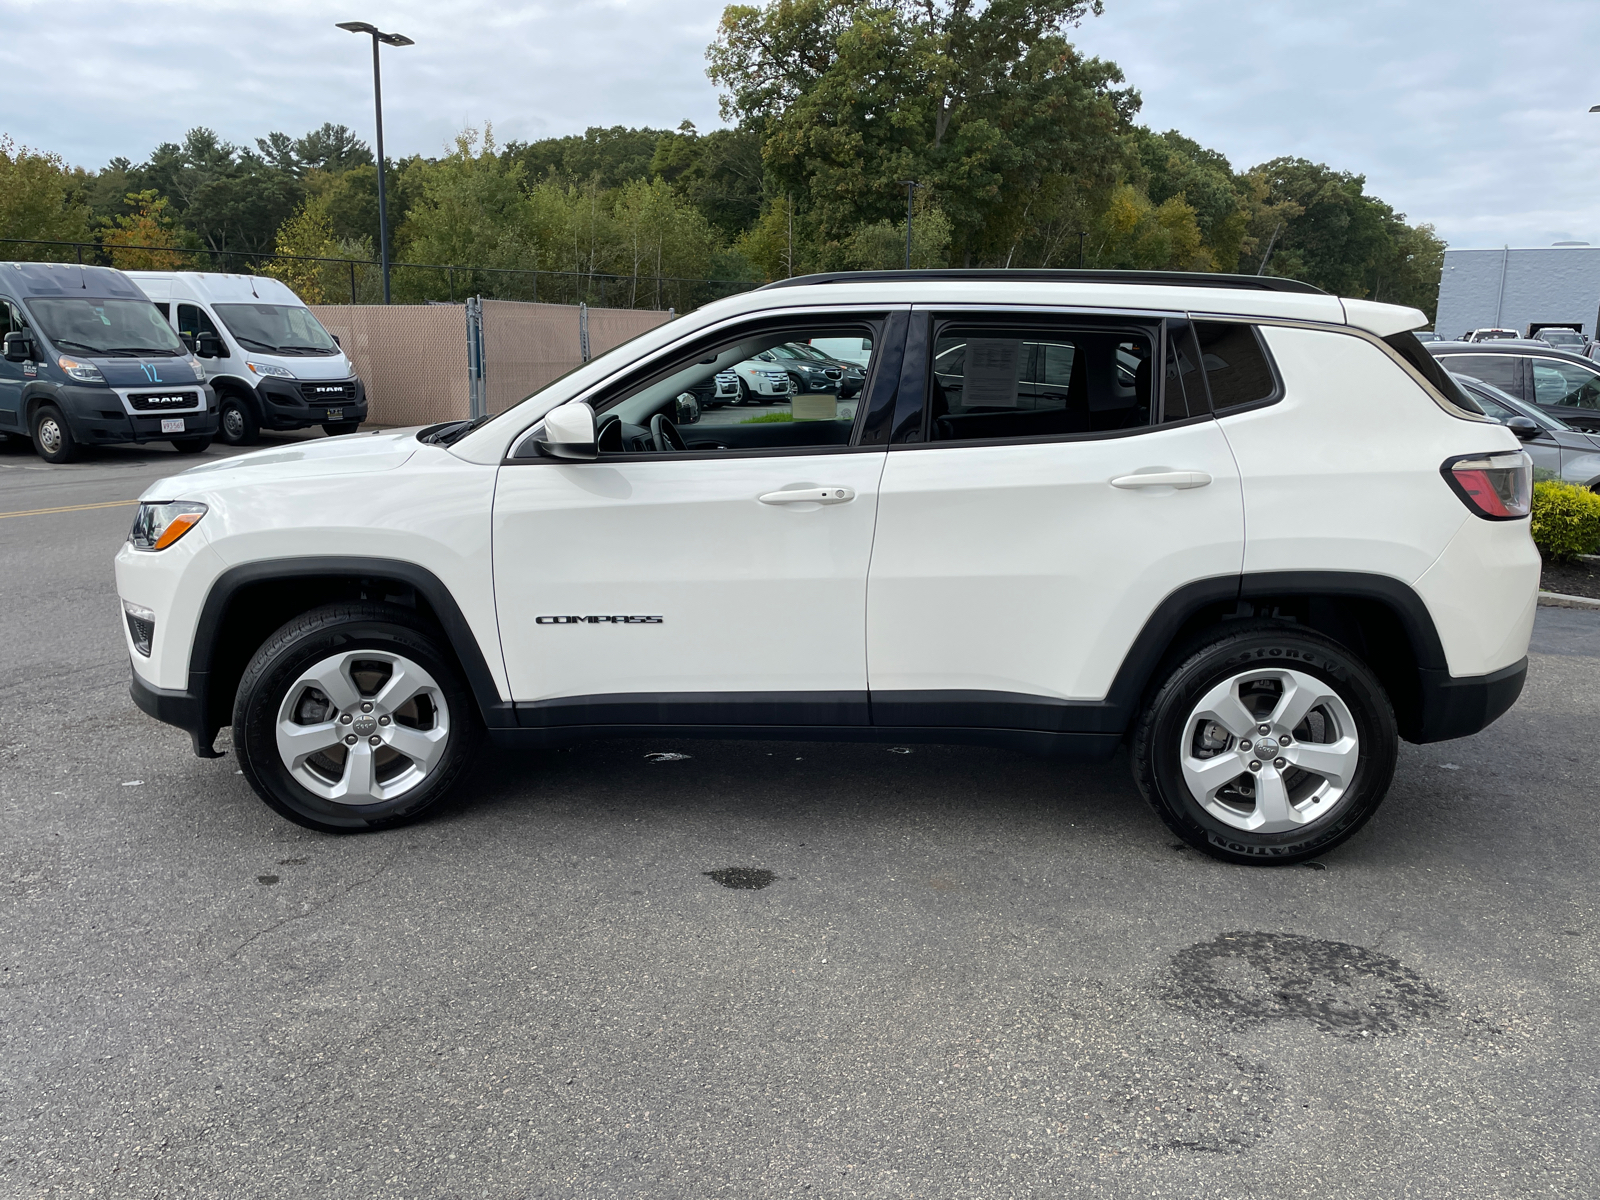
[1538, 590, 1600, 610]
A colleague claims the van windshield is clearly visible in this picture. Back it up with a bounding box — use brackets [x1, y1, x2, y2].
[25, 298, 185, 357]
[212, 303, 339, 355]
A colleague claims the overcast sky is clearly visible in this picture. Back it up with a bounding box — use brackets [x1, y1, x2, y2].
[6, 0, 1599, 249]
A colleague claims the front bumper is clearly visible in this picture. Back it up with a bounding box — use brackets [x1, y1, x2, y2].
[130, 668, 223, 758]
[255, 376, 368, 430]
[59, 384, 219, 444]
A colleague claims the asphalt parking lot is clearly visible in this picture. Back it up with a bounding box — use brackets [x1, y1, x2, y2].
[2, 433, 1597, 1199]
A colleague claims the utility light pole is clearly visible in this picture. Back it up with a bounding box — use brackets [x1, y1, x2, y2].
[337, 21, 413, 304]
[899, 180, 919, 269]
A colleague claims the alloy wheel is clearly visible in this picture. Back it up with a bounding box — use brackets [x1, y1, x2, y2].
[1178, 667, 1359, 833]
[274, 649, 450, 805]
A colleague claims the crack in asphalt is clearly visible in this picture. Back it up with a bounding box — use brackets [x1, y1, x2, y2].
[223, 849, 401, 961]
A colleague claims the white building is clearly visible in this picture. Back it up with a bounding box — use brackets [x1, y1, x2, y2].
[1434, 244, 1600, 340]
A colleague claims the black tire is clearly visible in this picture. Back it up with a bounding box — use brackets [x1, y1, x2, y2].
[233, 603, 482, 833]
[322, 421, 360, 437]
[171, 436, 211, 454]
[31, 404, 78, 463]
[1131, 622, 1398, 866]
[738, 378, 756, 405]
[217, 393, 260, 445]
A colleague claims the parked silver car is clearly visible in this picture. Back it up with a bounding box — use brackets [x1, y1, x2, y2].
[1451, 372, 1600, 487]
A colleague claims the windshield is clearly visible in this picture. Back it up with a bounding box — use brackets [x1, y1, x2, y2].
[212, 303, 339, 355]
[25, 298, 185, 357]
[1456, 374, 1573, 430]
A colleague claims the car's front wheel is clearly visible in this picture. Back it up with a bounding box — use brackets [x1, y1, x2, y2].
[234, 604, 481, 832]
[1132, 623, 1398, 865]
[32, 404, 79, 463]
[217, 394, 259, 445]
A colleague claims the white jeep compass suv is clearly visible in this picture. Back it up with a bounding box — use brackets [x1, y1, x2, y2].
[116, 270, 1539, 864]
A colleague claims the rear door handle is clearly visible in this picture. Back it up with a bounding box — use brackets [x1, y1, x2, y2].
[1110, 471, 1212, 490]
[758, 487, 856, 505]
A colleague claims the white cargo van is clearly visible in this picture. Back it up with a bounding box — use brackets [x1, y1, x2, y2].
[126, 272, 367, 445]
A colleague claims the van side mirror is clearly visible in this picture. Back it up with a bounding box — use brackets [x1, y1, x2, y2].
[196, 332, 226, 359]
[1505, 416, 1542, 441]
[2, 331, 32, 362]
[533, 402, 598, 460]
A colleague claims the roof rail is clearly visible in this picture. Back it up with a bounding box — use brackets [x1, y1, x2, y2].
[758, 268, 1328, 296]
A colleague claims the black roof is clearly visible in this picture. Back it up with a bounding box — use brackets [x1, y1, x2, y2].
[759, 268, 1327, 296]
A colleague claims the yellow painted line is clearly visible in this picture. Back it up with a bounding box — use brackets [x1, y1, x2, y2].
[0, 499, 140, 520]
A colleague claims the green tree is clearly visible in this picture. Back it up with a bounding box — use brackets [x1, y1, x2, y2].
[708, 0, 1136, 264]
[0, 136, 91, 254]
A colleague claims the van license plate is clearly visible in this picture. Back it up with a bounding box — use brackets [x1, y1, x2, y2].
[160, 418, 185, 434]
[325, 408, 344, 420]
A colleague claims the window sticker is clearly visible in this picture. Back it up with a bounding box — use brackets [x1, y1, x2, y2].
[963, 339, 1021, 407]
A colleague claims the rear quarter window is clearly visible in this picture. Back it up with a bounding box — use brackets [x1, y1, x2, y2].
[1193, 322, 1278, 412]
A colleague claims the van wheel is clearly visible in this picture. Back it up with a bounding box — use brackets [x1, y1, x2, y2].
[217, 395, 259, 445]
[322, 421, 360, 436]
[233, 603, 481, 832]
[32, 404, 79, 463]
[1131, 622, 1398, 866]
[171, 436, 211, 454]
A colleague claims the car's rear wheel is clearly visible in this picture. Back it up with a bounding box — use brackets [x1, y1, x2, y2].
[1132, 623, 1397, 865]
[234, 603, 480, 832]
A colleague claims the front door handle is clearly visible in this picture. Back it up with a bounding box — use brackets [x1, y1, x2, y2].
[758, 486, 856, 505]
[1110, 471, 1212, 490]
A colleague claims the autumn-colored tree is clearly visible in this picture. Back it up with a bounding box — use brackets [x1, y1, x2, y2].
[103, 189, 187, 269]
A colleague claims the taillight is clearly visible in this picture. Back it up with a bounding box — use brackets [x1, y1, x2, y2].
[1441, 451, 1531, 520]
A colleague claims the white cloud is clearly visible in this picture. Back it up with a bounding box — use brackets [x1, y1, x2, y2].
[6, 0, 1597, 249]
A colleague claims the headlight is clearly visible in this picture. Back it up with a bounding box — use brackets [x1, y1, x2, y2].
[128, 501, 208, 551]
[247, 362, 295, 379]
[186, 356, 206, 380]
[58, 355, 105, 383]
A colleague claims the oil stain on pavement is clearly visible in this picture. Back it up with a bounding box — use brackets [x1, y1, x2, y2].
[1164, 931, 1447, 1038]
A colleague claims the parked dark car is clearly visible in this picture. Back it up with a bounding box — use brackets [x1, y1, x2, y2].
[1450, 371, 1600, 488]
[1428, 339, 1600, 432]
[1533, 327, 1588, 353]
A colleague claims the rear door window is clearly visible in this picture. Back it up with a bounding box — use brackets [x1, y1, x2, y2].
[1443, 354, 1520, 397]
[925, 321, 1158, 443]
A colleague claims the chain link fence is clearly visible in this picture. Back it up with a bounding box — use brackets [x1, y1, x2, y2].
[0, 238, 757, 309]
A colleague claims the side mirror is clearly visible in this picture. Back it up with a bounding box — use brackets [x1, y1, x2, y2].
[534, 402, 598, 460]
[1505, 416, 1542, 441]
[2, 331, 32, 362]
[195, 332, 226, 359]
[331, 334, 341, 348]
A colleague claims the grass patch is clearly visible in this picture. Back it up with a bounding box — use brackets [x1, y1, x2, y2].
[740, 412, 794, 423]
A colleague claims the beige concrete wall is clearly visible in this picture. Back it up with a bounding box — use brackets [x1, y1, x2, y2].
[310, 301, 676, 426]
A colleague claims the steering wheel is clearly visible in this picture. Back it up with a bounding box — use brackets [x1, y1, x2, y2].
[649, 413, 686, 452]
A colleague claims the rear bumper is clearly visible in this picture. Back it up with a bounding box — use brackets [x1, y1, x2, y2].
[130, 668, 223, 758]
[1413, 657, 1527, 743]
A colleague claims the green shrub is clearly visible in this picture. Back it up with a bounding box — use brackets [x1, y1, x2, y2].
[1530, 479, 1600, 560]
